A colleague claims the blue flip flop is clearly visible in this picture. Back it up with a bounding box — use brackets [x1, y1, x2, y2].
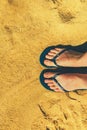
[40, 68, 87, 92]
[40, 69, 68, 92]
[40, 45, 73, 68]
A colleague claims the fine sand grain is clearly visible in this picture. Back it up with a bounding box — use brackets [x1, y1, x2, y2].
[0, 0, 87, 130]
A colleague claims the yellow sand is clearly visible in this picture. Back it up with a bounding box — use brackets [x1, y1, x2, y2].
[0, 0, 87, 130]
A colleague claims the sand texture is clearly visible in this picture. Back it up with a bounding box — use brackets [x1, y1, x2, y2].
[0, 0, 87, 130]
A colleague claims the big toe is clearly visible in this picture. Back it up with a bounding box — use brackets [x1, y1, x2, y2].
[44, 72, 55, 78]
[44, 60, 55, 67]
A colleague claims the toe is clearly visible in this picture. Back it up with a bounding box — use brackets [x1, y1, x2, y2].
[55, 88, 61, 92]
[44, 72, 55, 78]
[48, 83, 54, 86]
[55, 48, 64, 52]
[50, 49, 58, 54]
[50, 85, 56, 89]
[49, 84, 60, 91]
[44, 60, 55, 67]
[44, 79, 53, 83]
[48, 52, 56, 56]
[45, 54, 53, 59]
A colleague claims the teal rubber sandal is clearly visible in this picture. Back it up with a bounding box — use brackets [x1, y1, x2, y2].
[40, 68, 87, 92]
[40, 45, 74, 68]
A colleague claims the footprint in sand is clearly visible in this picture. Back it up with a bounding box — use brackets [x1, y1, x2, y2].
[49, 0, 87, 23]
[31, 93, 87, 130]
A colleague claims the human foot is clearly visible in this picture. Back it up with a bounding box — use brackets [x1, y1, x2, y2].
[44, 47, 84, 67]
[40, 70, 87, 92]
[40, 45, 86, 68]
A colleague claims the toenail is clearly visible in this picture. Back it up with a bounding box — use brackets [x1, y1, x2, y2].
[50, 87, 54, 89]
[55, 48, 60, 51]
[55, 88, 59, 91]
[44, 60, 47, 62]
[44, 74, 47, 77]
[45, 60, 49, 63]
[44, 73, 49, 77]
[48, 52, 52, 54]
[51, 85, 55, 88]
[44, 80, 48, 83]
[55, 88, 59, 90]
[45, 54, 49, 57]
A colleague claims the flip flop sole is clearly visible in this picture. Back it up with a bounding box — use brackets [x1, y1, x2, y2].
[40, 68, 87, 92]
[40, 44, 85, 69]
[40, 45, 73, 68]
[40, 45, 56, 68]
[39, 68, 65, 92]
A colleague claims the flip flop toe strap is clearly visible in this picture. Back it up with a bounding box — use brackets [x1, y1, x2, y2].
[51, 48, 69, 67]
[50, 58, 59, 67]
[51, 74, 69, 92]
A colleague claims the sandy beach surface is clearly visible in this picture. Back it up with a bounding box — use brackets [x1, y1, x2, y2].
[0, 0, 87, 130]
